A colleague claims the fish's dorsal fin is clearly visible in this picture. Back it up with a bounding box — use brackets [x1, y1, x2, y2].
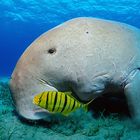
[64, 91, 80, 102]
[64, 91, 72, 95]
[62, 112, 69, 116]
[64, 91, 77, 100]
[37, 78, 53, 87]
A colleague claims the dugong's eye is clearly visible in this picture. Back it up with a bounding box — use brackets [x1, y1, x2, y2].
[48, 48, 56, 54]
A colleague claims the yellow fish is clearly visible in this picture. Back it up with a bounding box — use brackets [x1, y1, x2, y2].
[33, 91, 94, 116]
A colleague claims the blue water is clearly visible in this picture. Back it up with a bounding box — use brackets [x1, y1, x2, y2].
[0, 0, 140, 76]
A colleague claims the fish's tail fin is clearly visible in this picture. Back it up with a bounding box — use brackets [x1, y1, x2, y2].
[82, 98, 95, 112]
[83, 104, 88, 112]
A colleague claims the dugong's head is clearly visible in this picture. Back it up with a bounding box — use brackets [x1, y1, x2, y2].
[10, 17, 94, 120]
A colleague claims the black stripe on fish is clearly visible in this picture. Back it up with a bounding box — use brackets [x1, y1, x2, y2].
[67, 98, 73, 113]
[61, 94, 67, 113]
[54, 91, 59, 111]
[71, 99, 75, 111]
[55, 92, 61, 112]
[46, 92, 49, 109]
[39, 92, 45, 105]
[49, 91, 53, 111]
[66, 96, 71, 112]
[57, 92, 62, 112]
[52, 92, 57, 111]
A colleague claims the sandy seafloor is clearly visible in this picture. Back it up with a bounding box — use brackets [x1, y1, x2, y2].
[0, 77, 140, 140]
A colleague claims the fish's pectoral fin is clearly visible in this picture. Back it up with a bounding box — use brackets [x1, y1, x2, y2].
[64, 91, 80, 102]
[64, 91, 72, 96]
[62, 112, 70, 116]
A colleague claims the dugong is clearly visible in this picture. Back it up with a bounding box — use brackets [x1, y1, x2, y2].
[10, 17, 140, 123]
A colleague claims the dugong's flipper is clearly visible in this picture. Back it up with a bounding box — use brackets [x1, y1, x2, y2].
[124, 69, 140, 124]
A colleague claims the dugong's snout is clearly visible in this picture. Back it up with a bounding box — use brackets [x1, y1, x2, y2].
[10, 76, 58, 120]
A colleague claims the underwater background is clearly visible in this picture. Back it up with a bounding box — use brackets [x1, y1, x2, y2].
[0, 0, 140, 76]
[0, 0, 140, 140]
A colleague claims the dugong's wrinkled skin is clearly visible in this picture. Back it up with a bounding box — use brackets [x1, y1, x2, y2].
[10, 17, 140, 123]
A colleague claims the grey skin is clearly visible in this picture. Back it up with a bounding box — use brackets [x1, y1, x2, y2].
[10, 17, 140, 123]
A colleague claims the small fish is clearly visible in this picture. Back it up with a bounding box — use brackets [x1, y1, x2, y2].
[33, 91, 94, 116]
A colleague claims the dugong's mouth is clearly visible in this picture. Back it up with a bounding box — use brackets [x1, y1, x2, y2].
[36, 78, 89, 104]
[33, 108, 50, 118]
[36, 78, 80, 100]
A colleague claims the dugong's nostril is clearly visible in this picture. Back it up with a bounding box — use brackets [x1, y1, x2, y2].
[48, 48, 56, 54]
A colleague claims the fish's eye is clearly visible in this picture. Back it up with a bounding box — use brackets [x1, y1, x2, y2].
[48, 48, 56, 54]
